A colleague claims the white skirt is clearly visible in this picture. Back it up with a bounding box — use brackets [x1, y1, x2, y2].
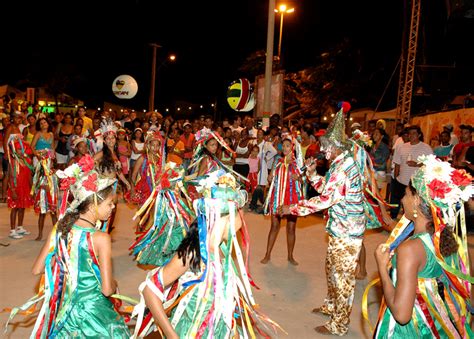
[55, 152, 69, 164]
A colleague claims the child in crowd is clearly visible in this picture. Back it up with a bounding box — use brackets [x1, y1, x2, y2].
[166, 128, 184, 166]
[220, 136, 235, 167]
[68, 124, 84, 158]
[246, 145, 260, 194]
[117, 128, 131, 176]
[130, 127, 145, 178]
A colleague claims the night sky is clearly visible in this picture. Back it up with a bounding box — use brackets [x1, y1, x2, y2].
[1, 0, 472, 115]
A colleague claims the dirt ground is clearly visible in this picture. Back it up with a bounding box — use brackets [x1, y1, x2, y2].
[1, 202, 472, 338]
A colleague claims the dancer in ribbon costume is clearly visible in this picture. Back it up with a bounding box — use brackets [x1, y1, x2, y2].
[281, 103, 389, 335]
[261, 135, 305, 265]
[128, 130, 166, 206]
[7, 155, 130, 338]
[186, 127, 245, 200]
[187, 127, 242, 179]
[94, 120, 131, 233]
[131, 171, 282, 338]
[373, 154, 473, 338]
[4, 111, 34, 239]
[30, 118, 58, 241]
[129, 160, 195, 267]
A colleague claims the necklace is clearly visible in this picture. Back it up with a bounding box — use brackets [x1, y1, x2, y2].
[79, 217, 97, 228]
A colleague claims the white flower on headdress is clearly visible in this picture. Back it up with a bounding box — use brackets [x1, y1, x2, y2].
[56, 163, 81, 179]
[417, 154, 453, 181]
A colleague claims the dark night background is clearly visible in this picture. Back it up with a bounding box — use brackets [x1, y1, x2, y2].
[1, 0, 472, 116]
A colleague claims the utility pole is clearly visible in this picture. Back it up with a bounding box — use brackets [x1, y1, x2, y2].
[148, 43, 162, 113]
[263, 0, 276, 129]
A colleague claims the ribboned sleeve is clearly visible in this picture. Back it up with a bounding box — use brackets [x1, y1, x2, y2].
[290, 168, 347, 216]
[307, 171, 325, 193]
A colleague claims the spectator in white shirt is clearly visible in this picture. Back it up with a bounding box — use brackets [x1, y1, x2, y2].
[389, 125, 432, 218]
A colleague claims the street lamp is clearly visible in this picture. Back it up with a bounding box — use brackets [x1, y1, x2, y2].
[274, 4, 294, 63]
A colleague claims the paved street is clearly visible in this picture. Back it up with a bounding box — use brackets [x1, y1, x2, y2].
[1, 202, 472, 338]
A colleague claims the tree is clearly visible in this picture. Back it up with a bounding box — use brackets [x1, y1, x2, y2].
[238, 39, 371, 123]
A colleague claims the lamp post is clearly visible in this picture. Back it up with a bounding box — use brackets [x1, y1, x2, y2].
[148, 43, 162, 113]
[262, 0, 276, 129]
[149, 44, 176, 113]
[274, 4, 294, 63]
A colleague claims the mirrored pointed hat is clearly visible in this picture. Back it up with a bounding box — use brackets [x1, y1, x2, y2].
[320, 101, 351, 152]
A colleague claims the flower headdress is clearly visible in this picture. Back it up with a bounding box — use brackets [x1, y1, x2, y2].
[195, 169, 247, 209]
[351, 129, 373, 148]
[411, 154, 473, 227]
[71, 136, 88, 150]
[56, 155, 116, 218]
[195, 127, 235, 157]
[145, 129, 164, 144]
[99, 120, 118, 137]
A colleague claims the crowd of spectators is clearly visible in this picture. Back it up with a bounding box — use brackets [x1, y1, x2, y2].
[0, 103, 472, 229]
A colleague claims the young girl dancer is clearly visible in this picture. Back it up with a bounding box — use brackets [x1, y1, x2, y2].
[131, 171, 282, 338]
[117, 128, 131, 177]
[94, 121, 131, 233]
[7, 155, 130, 337]
[246, 145, 260, 194]
[261, 136, 304, 265]
[128, 130, 195, 266]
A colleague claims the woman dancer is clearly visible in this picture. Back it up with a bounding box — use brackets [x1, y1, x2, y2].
[373, 155, 473, 337]
[7, 155, 130, 337]
[4, 111, 34, 239]
[31, 118, 58, 240]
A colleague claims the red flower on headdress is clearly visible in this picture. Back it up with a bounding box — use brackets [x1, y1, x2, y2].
[161, 174, 171, 189]
[450, 169, 472, 187]
[427, 179, 452, 199]
[82, 173, 98, 192]
[78, 155, 95, 173]
[60, 177, 76, 190]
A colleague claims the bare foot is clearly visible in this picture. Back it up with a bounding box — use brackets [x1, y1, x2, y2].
[288, 257, 299, 266]
[35, 235, 42, 241]
[260, 256, 270, 264]
[314, 325, 333, 335]
[311, 307, 330, 316]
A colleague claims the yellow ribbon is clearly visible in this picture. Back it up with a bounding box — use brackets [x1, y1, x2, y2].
[362, 277, 381, 333]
